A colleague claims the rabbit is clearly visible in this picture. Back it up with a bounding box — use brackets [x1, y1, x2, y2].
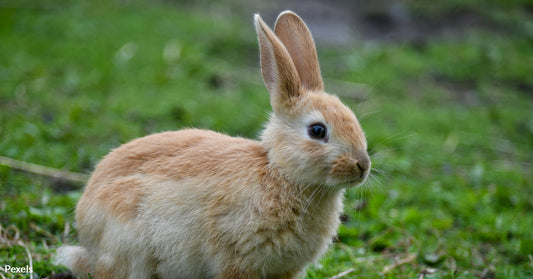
[55, 10, 370, 279]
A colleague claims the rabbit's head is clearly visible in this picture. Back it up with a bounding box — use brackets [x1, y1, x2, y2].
[256, 11, 370, 189]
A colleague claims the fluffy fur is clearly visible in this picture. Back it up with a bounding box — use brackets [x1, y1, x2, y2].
[56, 11, 370, 279]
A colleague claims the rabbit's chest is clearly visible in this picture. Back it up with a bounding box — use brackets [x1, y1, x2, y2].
[231, 191, 344, 273]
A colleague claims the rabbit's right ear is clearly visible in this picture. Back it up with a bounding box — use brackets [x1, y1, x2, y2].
[254, 14, 302, 115]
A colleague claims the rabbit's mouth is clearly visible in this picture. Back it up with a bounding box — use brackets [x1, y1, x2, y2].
[329, 171, 368, 188]
[348, 178, 363, 184]
[344, 175, 367, 186]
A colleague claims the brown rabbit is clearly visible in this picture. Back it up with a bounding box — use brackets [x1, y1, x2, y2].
[55, 11, 370, 279]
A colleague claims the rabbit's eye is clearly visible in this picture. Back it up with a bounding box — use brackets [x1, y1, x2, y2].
[308, 123, 327, 141]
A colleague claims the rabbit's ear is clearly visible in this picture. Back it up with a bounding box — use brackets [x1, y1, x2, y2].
[274, 11, 323, 91]
[255, 13, 302, 114]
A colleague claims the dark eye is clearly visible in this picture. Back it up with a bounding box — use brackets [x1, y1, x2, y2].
[308, 123, 327, 140]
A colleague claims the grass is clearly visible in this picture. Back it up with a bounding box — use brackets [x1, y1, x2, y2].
[1, 0, 532, 278]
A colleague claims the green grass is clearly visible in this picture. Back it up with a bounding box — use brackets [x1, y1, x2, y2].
[1, 0, 532, 278]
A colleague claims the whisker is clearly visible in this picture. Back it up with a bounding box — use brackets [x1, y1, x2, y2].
[371, 168, 390, 180]
[369, 148, 395, 159]
[300, 184, 322, 221]
[357, 109, 381, 121]
[376, 132, 415, 147]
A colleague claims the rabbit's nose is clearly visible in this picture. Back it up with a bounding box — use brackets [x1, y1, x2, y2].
[329, 152, 370, 184]
[355, 152, 370, 178]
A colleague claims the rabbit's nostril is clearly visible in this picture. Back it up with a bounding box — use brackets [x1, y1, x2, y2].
[356, 162, 364, 172]
[354, 153, 370, 178]
[354, 162, 364, 179]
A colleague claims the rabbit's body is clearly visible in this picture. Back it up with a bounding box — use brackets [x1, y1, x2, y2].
[57, 11, 371, 278]
[72, 129, 342, 278]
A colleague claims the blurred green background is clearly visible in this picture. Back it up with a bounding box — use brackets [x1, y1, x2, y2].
[1, 0, 532, 278]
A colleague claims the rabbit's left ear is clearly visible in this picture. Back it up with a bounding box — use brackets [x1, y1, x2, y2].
[255, 13, 302, 115]
[274, 11, 324, 91]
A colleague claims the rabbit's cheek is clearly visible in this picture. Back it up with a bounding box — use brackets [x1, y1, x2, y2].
[302, 140, 327, 160]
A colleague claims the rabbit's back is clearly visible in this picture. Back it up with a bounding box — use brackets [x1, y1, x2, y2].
[83, 129, 257, 188]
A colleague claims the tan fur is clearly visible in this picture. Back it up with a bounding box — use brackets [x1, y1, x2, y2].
[93, 176, 147, 222]
[56, 11, 370, 279]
